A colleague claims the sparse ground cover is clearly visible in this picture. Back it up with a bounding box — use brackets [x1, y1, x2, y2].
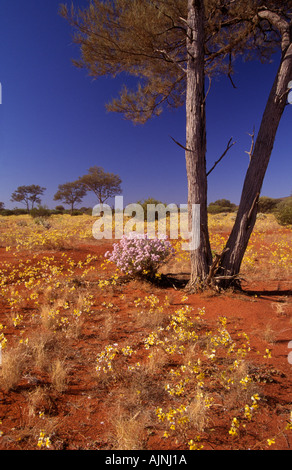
[0, 213, 291, 450]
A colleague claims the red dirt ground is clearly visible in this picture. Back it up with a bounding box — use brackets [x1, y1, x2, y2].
[0, 238, 291, 452]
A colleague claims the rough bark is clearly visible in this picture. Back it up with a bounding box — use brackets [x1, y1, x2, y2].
[185, 0, 213, 289]
[219, 38, 292, 288]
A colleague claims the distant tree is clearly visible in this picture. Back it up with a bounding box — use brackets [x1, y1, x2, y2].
[0, 202, 4, 211]
[208, 199, 237, 213]
[79, 166, 122, 206]
[136, 197, 166, 221]
[137, 197, 165, 210]
[213, 199, 234, 208]
[54, 181, 87, 214]
[208, 199, 237, 214]
[11, 185, 46, 212]
[55, 205, 65, 212]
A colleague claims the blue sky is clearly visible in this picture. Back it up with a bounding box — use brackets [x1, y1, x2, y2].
[0, 0, 291, 211]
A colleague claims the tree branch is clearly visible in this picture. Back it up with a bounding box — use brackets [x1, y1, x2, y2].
[203, 75, 212, 104]
[228, 53, 237, 89]
[154, 48, 187, 74]
[257, 9, 291, 53]
[170, 135, 192, 152]
[245, 126, 255, 162]
[207, 137, 236, 176]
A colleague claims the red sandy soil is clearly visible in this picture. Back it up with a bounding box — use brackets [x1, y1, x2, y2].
[0, 239, 291, 452]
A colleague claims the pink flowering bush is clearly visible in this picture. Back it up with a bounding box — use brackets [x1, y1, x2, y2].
[105, 233, 175, 277]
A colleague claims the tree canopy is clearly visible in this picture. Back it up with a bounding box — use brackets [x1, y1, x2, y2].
[54, 181, 87, 214]
[60, 0, 292, 123]
[11, 185, 46, 212]
[79, 166, 122, 205]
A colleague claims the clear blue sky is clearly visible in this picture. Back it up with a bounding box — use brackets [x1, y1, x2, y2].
[1, 0, 291, 210]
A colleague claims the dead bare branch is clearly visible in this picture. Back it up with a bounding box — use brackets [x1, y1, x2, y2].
[245, 126, 255, 162]
[214, 273, 243, 281]
[203, 75, 212, 104]
[170, 135, 192, 152]
[228, 53, 237, 89]
[207, 138, 236, 177]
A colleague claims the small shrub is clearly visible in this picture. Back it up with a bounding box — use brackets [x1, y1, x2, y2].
[71, 210, 83, 216]
[208, 199, 237, 214]
[276, 204, 292, 226]
[105, 233, 174, 277]
[257, 197, 279, 214]
[30, 206, 51, 219]
[111, 411, 147, 450]
[0, 209, 14, 216]
[34, 217, 51, 229]
[136, 198, 166, 221]
[50, 358, 69, 393]
[0, 345, 26, 392]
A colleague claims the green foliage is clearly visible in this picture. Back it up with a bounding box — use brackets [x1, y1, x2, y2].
[60, 0, 287, 125]
[275, 198, 292, 226]
[136, 197, 166, 221]
[71, 210, 84, 216]
[79, 166, 122, 205]
[257, 197, 280, 213]
[54, 181, 87, 214]
[30, 206, 52, 219]
[55, 205, 65, 213]
[11, 185, 46, 212]
[0, 210, 14, 216]
[9, 208, 28, 215]
[79, 207, 92, 215]
[208, 199, 237, 214]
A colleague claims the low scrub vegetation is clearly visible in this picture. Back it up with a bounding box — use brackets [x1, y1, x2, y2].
[0, 212, 291, 450]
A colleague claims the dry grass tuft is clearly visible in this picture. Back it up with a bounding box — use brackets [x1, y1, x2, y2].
[187, 388, 210, 433]
[50, 358, 70, 393]
[262, 323, 277, 344]
[0, 345, 27, 391]
[26, 386, 55, 418]
[111, 409, 148, 450]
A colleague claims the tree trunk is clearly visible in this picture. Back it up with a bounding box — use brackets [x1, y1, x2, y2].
[219, 42, 292, 288]
[185, 0, 213, 290]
